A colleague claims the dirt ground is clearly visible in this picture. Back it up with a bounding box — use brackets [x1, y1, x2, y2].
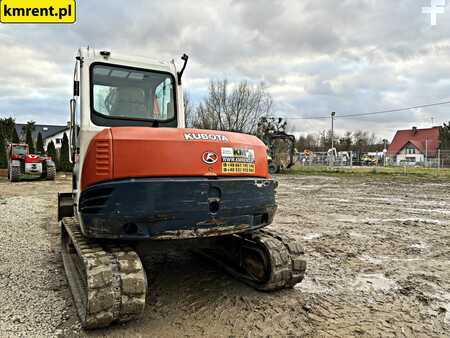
[0, 174, 449, 337]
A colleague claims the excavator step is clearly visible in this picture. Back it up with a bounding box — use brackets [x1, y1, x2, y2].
[61, 217, 147, 329]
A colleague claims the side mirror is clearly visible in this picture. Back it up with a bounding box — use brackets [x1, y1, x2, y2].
[177, 54, 189, 85]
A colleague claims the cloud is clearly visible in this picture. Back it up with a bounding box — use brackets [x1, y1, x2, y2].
[0, 0, 449, 139]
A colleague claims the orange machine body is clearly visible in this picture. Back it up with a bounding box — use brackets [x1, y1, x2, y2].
[81, 127, 269, 190]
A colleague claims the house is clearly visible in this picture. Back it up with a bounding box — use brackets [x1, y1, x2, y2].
[15, 123, 69, 150]
[387, 126, 440, 165]
[43, 126, 70, 150]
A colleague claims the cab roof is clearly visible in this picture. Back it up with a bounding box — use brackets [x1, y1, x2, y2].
[78, 47, 177, 74]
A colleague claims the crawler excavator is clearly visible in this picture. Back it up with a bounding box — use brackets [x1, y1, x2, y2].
[58, 48, 306, 329]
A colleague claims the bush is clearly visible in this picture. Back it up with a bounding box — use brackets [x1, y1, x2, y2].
[25, 127, 35, 154]
[36, 132, 45, 155]
[59, 132, 72, 172]
[46, 140, 58, 169]
[12, 127, 20, 143]
[0, 131, 6, 169]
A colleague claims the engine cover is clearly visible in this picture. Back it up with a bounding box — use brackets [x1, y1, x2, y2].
[81, 127, 269, 190]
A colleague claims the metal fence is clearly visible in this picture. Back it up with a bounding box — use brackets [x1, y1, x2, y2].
[297, 149, 450, 169]
[387, 149, 450, 169]
[298, 151, 354, 167]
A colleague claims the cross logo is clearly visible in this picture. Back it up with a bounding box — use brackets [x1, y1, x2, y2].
[422, 0, 446, 26]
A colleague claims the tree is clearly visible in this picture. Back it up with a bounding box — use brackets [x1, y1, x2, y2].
[12, 127, 20, 143]
[192, 80, 273, 134]
[0, 117, 16, 143]
[23, 121, 36, 154]
[440, 121, 450, 149]
[352, 130, 370, 154]
[36, 132, 45, 155]
[338, 131, 353, 151]
[184, 91, 195, 128]
[257, 117, 288, 137]
[25, 128, 35, 154]
[46, 140, 58, 169]
[319, 130, 333, 151]
[59, 132, 72, 172]
[0, 130, 6, 169]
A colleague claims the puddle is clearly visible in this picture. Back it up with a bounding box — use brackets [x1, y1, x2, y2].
[349, 232, 369, 239]
[303, 233, 321, 240]
[410, 242, 429, 251]
[295, 277, 332, 294]
[353, 273, 397, 292]
[359, 255, 425, 263]
[359, 255, 383, 264]
[342, 218, 444, 226]
[320, 197, 351, 203]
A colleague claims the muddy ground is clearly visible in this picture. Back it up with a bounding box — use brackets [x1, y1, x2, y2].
[0, 174, 448, 337]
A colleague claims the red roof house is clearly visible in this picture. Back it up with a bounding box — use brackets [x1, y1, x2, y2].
[387, 127, 440, 164]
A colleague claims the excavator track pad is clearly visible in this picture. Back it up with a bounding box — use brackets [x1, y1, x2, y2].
[61, 217, 147, 329]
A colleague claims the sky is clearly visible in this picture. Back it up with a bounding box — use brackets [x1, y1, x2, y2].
[0, 0, 449, 140]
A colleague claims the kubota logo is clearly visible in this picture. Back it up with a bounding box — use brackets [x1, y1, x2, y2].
[184, 132, 229, 142]
[202, 151, 218, 164]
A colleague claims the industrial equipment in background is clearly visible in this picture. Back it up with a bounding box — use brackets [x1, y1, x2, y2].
[7, 143, 56, 182]
[257, 117, 297, 174]
[58, 48, 306, 329]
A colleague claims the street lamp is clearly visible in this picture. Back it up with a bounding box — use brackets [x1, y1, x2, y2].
[331, 112, 336, 149]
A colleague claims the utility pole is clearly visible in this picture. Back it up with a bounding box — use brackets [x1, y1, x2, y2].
[431, 117, 435, 126]
[331, 112, 336, 149]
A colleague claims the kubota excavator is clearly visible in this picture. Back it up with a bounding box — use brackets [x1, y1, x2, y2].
[58, 48, 306, 329]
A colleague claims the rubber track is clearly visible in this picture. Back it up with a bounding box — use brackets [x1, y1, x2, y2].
[257, 229, 306, 289]
[10, 166, 20, 182]
[61, 217, 146, 329]
[46, 165, 56, 180]
[200, 229, 306, 291]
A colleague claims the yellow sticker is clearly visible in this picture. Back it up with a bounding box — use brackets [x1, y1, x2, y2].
[0, 0, 76, 24]
[222, 162, 255, 174]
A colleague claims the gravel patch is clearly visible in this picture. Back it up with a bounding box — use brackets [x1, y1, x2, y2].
[0, 181, 73, 337]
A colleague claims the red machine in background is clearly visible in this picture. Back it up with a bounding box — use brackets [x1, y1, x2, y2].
[7, 143, 56, 182]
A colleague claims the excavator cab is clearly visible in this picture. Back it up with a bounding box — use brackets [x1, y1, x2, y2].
[59, 48, 306, 329]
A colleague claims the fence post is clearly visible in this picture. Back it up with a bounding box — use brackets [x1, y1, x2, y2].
[350, 151, 353, 171]
[438, 149, 441, 176]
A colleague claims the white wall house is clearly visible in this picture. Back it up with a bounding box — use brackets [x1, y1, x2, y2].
[387, 127, 440, 166]
[44, 128, 69, 150]
[395, 143, 425, 165]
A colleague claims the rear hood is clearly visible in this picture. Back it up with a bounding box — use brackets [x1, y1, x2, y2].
[81, 127, 269, 190]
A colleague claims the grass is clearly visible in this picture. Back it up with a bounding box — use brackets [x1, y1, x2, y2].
[284, 165, 450, 180]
